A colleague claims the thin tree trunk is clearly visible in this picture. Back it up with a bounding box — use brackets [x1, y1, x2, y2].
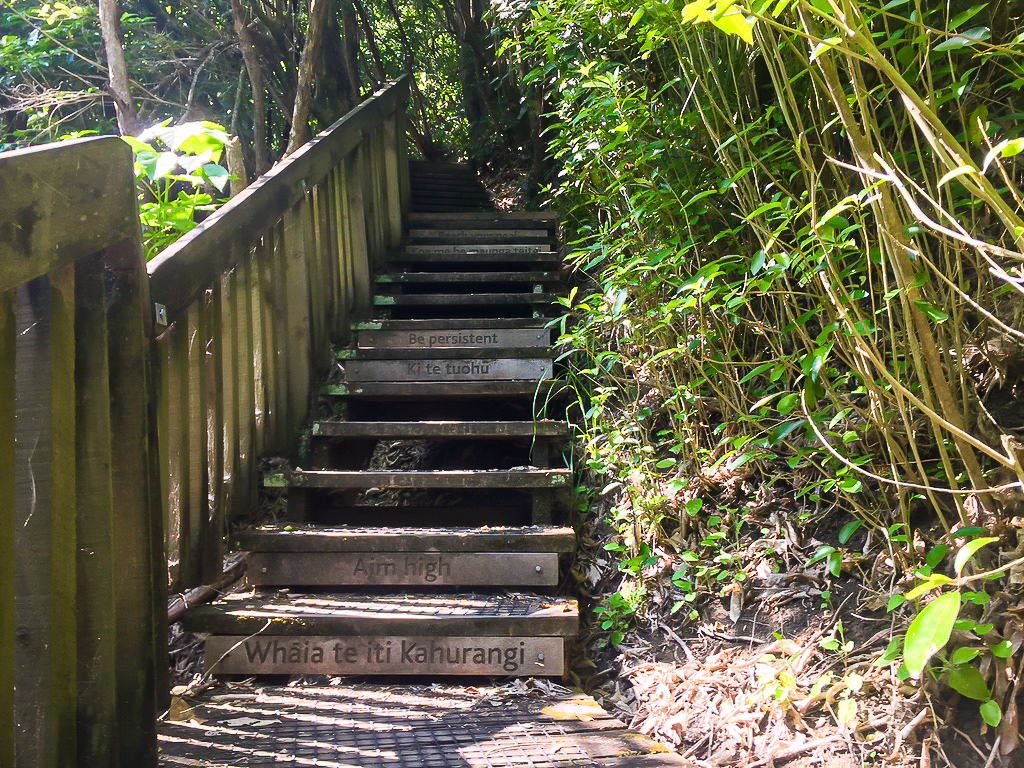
[98, 0, 140, 135]
[354, 0, 387, 83]
[231, 0, 269, 172]
[286, 0, 329, 154]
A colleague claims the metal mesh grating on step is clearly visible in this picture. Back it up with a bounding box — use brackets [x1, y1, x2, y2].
[214, 592, 571, 618]
[159, 683, 680, 767]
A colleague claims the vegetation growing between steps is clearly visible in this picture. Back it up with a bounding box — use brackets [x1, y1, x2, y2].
[495, 0, 1024, 764]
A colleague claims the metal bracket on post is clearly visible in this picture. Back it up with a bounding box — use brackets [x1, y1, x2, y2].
[154, 303, 168, 327]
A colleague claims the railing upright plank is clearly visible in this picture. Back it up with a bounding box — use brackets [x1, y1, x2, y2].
[221, 269, 240, 521]
[207, 277, 227, 576]
[14, 266, 78, 768]
[105, 241, 162, 765]
[185, 301, 208, 586]
[0, 292, 15, 768]
[269, 224, 290, 450]
[72, 254, 117, 767]
[282, 203, 313, 441]
[234, 257, 257, 516]
[345, 150, 371, 315]
[383, 112, 403, 249]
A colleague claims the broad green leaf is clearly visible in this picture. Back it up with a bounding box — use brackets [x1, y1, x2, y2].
[777, 393, 799, 415]
[948, 663, 990, 701]
[682, 0, 712, 23]
[153, 151, 180, 181]
[954, 536, 999, 575]
[991, 640, 1013, 658]
[904, 592, 961, 676]
[950, 4, 987, 30]
[933, 25, 990, 51]
[203, 164, 231, 192]
[984, 138, 1024, 171]
[951, 646, 981, 664]
[709, 7, 754, 44]
[981, 699, 1002, 726]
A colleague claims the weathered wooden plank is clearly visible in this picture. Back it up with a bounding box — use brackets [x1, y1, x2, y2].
[254, 236, 275, 451]
[383, 110, 403, 249]
[235, 256, 257, 518]
[391, 251, 559, 263]
[0, 137, 137, 293]
[321, 380, 564, 398]
[204, 635, 564, 676]
[312, 419, 568, 439]
[0, 291, 15, 768]
[236, 525, 575, 553]
[405, 243, 551, 255]
[103, 240, 162, 766]
[282, 204, 312, 440]
[269, 223, 290, 451]
[341, 347, 552, 360]
[373, 292, 555, 306]
[72, 253, 117, 767]
[163, 323, 190, 588]
[357, 318, 551, 331]
[346, 146, 372, 315]
[345, 357, 553, 382]
[186, 593, 578, 637]
[205, 279, 225, 583]
[408, 228, 551, 240]
[409, 210, 557, 223]
[264, 468, 570, 489]
[309, 505, 530, 528]
[185, 300, 209, 587]
[147, 77, 408, 326]
[358, 327, 550, 349]
[247, 552, 559, 586]
[14, 267, 78, 767]
[376, 271, 559, 283]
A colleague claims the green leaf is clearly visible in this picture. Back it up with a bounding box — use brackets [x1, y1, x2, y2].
[984, 139, 1024, 170]
[954, 536, 999, 575]
[777, 393, 799, 415]
[904, 591, 961, 676]
[153, 151, 180, 180]
[904, 573, 953, 601]
[913, 301, 949, 323]
[709, 6, 755, 44]
[933, 25, 990, 51]
[948, 663, 990, 701]
[836, 697, 857, 724]
[887, 595, 906, 612]
[951, 647, 981, 664]
[203, 163, 231, 193]
[838, 520, 863, 544]
[981, 699, 1002, 726]
[991, 640, 1013, 658]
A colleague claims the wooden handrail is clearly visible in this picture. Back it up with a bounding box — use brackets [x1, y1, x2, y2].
[0, 137, 140, 294]
[148, 76, 408, 329]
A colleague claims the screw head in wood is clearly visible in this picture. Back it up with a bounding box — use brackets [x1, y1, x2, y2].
[535, 565, 542, 572]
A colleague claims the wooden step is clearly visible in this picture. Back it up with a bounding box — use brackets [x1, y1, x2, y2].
[376, 271, 559, 284]
[344, 357, 553, 382]
[374, 293, 554, 307]
[357, 318, 551, 330]
[338, 347, 551, 360]
[321, 380, 564, 398]
[237, 524, 575, 552]
[408, 228, 553, 240]
[312, 420, 568, 439]
[405, 244, 552, 255]
[409, 211, 557, 224]
[242, 525, 575, 587]
[264, 468, 570, 489]
[358, 326, 551, 349]
[391, 250, 558, 263]
[308, 505, 531, 527]
[191, 592, 577, 676]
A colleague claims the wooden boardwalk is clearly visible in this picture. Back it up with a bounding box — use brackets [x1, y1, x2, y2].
[159, 682, 694, 767]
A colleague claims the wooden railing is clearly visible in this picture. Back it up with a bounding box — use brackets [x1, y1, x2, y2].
[0, 76, 409, 766]
[0, 137, 163, 766]
[149, 76, 409, 590]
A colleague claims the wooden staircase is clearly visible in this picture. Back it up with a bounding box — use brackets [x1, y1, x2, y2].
[184, 182, 578, 679]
